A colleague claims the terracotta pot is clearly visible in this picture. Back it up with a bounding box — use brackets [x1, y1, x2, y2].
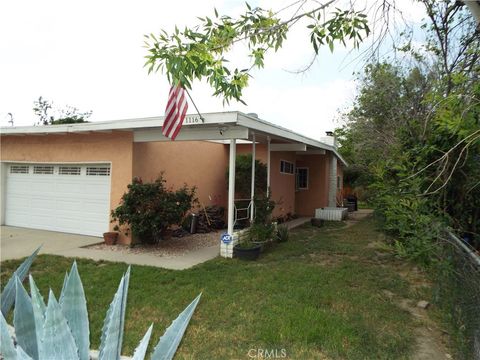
[103, 232, 118, 245]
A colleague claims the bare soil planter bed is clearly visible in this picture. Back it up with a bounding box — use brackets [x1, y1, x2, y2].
[86, 230, 221, 257]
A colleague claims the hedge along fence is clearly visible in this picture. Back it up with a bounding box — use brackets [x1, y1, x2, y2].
[434, 230, 480, 360]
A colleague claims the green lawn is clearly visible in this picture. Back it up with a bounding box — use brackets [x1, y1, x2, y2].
[1, 217, 425, 359]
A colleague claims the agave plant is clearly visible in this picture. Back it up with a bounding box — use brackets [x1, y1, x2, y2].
[0, 250, 201, 360]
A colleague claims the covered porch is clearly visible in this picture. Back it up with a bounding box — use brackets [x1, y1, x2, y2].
[133, 111, 346, 258]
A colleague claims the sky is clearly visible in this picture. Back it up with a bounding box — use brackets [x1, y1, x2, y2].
[0, 0, 426, 140]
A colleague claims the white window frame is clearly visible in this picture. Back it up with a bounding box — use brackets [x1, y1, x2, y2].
[280, 160, 294, 175]
[58, 166, 82, 176]
[296, 167, 309, 190]
[33, 165, 54, 175]
[10, 165, 29, 174]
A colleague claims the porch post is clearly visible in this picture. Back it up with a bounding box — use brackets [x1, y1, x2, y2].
[227, 138, 236, 235]
[250, 133, 256, 222]
[267, 136, 271, 195]
[328, 152, 338, 207]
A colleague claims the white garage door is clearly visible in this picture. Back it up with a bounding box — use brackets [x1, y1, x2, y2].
[5, 163, 111, 237]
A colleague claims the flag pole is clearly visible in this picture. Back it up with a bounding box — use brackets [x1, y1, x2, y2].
[185, 89, 205, 123]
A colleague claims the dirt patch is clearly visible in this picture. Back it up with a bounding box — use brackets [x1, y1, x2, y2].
[322, 209, 375, 232]
[86, 231, 221, 258]
[395, 297, 452, 359]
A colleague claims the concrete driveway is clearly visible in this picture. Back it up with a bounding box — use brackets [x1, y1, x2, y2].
[1, 226, 102, 262]
[0, 226, 219, 270]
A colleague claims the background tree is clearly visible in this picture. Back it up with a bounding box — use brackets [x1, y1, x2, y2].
[336, 0, 480, 254]
[33, 96, 92, 125]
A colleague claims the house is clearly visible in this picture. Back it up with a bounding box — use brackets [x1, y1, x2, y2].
[0, 111, 346, 257]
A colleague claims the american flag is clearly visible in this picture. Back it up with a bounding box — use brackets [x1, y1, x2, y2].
[162, 84, 188, 140]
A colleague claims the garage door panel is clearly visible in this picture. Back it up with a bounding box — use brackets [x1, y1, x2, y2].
[5, 195, 31, 210]
[5, 210, 31, 226]
[30, 214, 56, 229]
[55, 181, 85, 194]
[7, 179, 36, 196]
[55, 199, 84, 212]
[5, 163, 111, 237]
[30, 197, 57, 211]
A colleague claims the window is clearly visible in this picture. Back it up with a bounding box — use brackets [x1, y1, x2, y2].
[337, 175, 342, 189]
[59, 166, 81, 175]
[10, 165, 29, 174]
[296, 167, 309, 190]
[86, 166, 110, 176]
[33, 165, 54, 174]
[280, 160, 294, 174]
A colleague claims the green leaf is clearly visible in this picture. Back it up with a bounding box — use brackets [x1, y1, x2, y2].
[131, 324, 153, 360]
[328, 40, 334, 52]
[99, 267, 131, 360]
[1, 246, 41, 317]
[29, 274, 46, 352]
[59, 271, 69, 304]
[151, 293, 202, 360]
[39, 290, 79, 360]
[0, 312, 16, 359]
[14, 276, 38, 359]
[16, 345, 34, 360]
[60, 262, 90, 360]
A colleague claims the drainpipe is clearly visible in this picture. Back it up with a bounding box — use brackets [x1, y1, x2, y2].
[250, 132, 256, 222]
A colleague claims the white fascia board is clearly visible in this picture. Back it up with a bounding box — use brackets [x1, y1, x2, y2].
[270, 143, 307, 152]
[297, 150, 326, 155]
[134, 126, 248, 142]
[237, 113, 348, 166]
[0, 111, 239, 136]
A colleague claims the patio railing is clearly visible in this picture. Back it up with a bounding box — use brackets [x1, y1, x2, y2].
[234, 198, 254, 227]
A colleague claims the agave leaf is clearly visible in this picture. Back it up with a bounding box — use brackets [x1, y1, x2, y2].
[1, 246, 41, 317]
[14, 276, 38, 359]
[59, 271, 69, 304]
[60, 262, 89, 360]
[29, 275, 46, 315]
[131, 324, 153, 360]
[0, 312, 16, 359]
[98, 267, 131, 360]
[38, 290, 79, 360]
[29, 275, 46, 350]
[16, 345, 34, 360]
[151, 293, 202, 360]
[118, 266, 130, 353]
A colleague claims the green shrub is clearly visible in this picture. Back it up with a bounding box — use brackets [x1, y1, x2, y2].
[276, 225, 289, 243]
[249, 223, 275, 243]
[253, 191, 275, 225]
[111, 175, 196, 244]
[225, 154, 268, 198]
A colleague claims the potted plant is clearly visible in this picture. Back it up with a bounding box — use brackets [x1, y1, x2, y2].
[103, 231, 118, 245]
[233, 223, 274, 260]
[233, 240, 262, 260]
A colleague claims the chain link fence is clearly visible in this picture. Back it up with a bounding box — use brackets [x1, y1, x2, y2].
[434, 230, 480, 360]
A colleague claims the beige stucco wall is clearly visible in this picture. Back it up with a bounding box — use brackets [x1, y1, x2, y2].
[1, 132, 134, 244]
[237, 144, 296, 218]
[133, 141, 229, 208]
[1, 132, 344, 242]
[295, 154, 330, 216]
